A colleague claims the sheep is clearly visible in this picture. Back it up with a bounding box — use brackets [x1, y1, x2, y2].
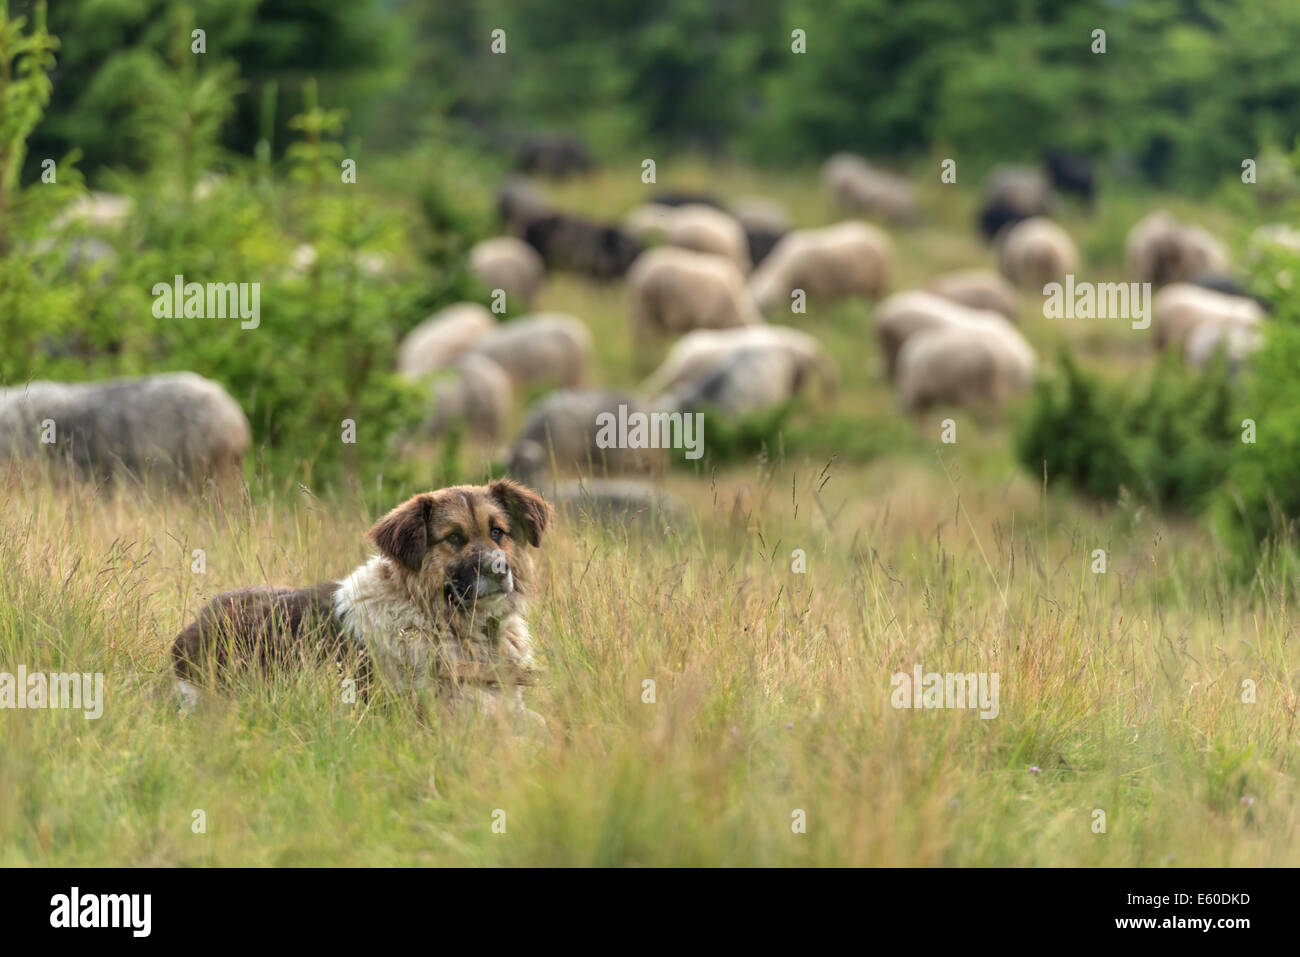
[627, 247, 761, 338]
[497, 176, 551, 236]
[732, 197, 791, 267]
[1249, 223, 1300, 258]
[421, 353, 514, 441]
[876, 291, 963, 377]
[470, 313, 593, 388]
[732, 197, 791, 235]
[927, 269, 1020, 321]
[1186, 274, 1271, 312]
[651, 191, 727, 209]
[649, 330, 835, 419]
[523, 212, 643, 280]
[0, 372, 249, 484]
[1125, 211, 1229, 286]
[514, 134, 594, 179]
[1183, 320, 1263, 374]
[1042, 149, 1095, 204]
[1151, 284, 1264, 353]
[984, 165, 1052, 212]
[622, 203, 677, 242]
[896, 327, 1009, 412]
[665, 204, 751, 272]
[643, 325, 837, 404]
[507, 389, 665, 483]
[543, 478, 685, 526]
[667, 346, 805, 418]
[998, 217, 1079, 289]
[750, 221, 893, 313]
[875, 291, 1034, 383]
[821, 152, 871, 190]
[743, 226, 787, 270]
[822, 153, 918, 223]
[978, 165, 1052, 240]
[626, 199, 787, 268]
[1189, 274, 1250, 299]
[469, 236, 545, 309]
[397, 303, 497, 379]
[821, 153, 918, 224]
[51, 191, 133, 231]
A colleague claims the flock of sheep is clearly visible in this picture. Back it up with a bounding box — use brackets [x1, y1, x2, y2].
[3, 144, 1296, 496]
[394, 149, 1290, 494]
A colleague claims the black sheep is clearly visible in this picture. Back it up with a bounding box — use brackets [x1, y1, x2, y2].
[1043, 149, 1095, 204]
[524, 213, 643, 281]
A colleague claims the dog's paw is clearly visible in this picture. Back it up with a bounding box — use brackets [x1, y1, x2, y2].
[175, 679, 200, 714]
[515, 706, 551, 744]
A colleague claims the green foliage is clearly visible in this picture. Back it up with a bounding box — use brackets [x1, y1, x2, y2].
[1124, 353, 1239, 512]
[16, 0, 1300, 189]
[1016, 350, 1239, 513]
[111, 79, 429, 490]
[2, 13, 434, 493]
[20, 0, 399, 177]
[680, 400, 914, 469]
[1016, 351, 1138, 503]
[679, 400, 801, 469]
[0, 0, 57, 227]
[128, 27, 242, 196]
[1218, 249, 1300, 565]
[408, 130, 497, 317]
[0, 1, 95, 382]
[933, 3, 1113, 167]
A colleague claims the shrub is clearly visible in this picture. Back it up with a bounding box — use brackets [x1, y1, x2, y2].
[1218, 246, 1300, 564]
[0, 1, 96, 383]
[1015, 351, 1138, 503]
[1016, 350, 1238, 513]
[678, 399, 916, 470]
[1123, 353, 1238, 512]
[3, 20, 437, 494]
[111, 79, 431, 491]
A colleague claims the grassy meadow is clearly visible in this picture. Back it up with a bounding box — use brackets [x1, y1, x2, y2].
[2, 162, 1297, 867]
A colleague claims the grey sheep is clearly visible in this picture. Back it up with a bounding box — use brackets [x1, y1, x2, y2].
[0, 372, 249, 485]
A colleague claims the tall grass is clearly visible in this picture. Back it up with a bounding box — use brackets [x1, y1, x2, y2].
[3, 160, 1296, 866]
[1, 449, 1295, 864]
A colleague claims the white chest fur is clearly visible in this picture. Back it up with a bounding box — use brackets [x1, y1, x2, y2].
[332, 555, 536, 696]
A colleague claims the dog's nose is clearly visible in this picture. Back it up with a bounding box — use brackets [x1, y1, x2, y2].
[480, 548, 511, 581]
[468, 549, 513, 599]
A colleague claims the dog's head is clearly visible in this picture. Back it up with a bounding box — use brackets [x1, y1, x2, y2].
[366, 480, 552, 622]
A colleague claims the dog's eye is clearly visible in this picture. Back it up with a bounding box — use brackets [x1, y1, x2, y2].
[444, 532, 465, 548]
[490, 526, 505, 543]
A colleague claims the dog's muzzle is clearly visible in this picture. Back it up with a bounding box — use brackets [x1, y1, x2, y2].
[445, 550, 515, 606]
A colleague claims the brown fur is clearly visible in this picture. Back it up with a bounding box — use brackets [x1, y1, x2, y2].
[171, 481, 553, 702]
[170, 582, 362, 685]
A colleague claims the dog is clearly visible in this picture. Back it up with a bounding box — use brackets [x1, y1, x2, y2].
[170, 480, 552, 723]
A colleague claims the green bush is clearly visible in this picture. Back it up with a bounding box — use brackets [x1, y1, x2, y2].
[677, 399, 916, 470]
[1, 17, 438, 494]
[1016, 350, 1239, 513]
[1124, 353, 1238, 511]
[1015, 351, 1138, 503]
[106, 80, 432, 491]
[1218, 247, 1300, 564]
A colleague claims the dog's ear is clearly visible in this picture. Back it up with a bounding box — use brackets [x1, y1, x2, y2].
[368, 494, 434, 570]
[489, 479, 552, 547]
